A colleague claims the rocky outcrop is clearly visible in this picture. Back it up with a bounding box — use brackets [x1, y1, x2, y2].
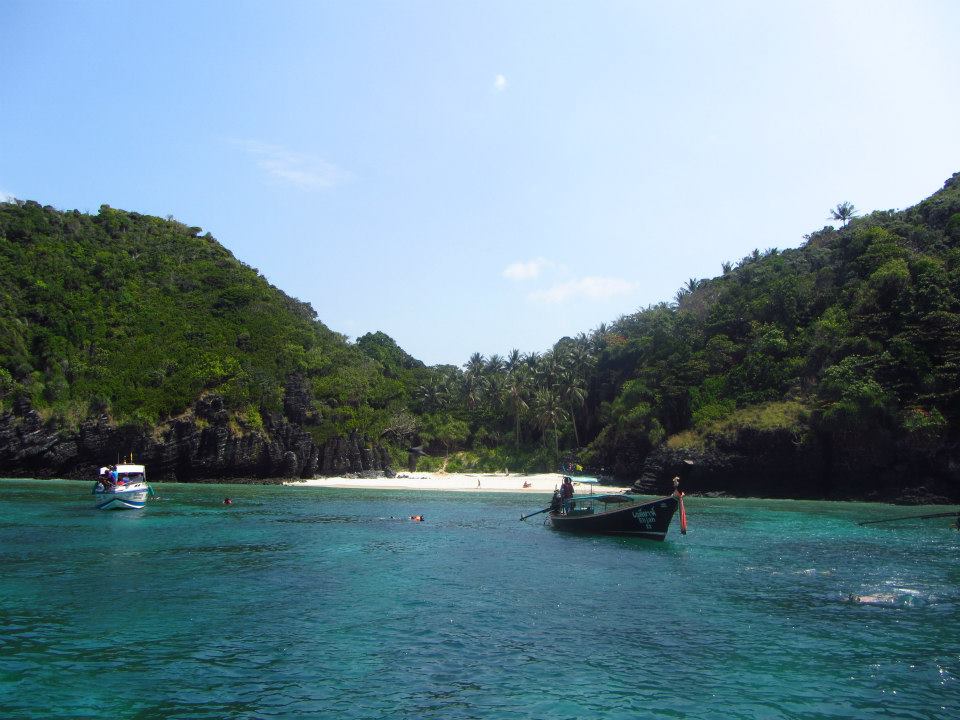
[317, 430, 395, 478]
[283, 373, 318, 425]
[0, 396, 394, 482]
[633, 426, 960, 504]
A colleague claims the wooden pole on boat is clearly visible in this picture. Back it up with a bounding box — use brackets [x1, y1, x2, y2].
[673, 477, 687, 535]
[858, 511, 960, 526]
[520, 507, 552, 521]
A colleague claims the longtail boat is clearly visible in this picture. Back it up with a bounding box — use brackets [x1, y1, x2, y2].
[523, 478, 688, 541]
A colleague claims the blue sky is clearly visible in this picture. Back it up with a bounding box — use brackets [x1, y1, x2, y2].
[3, 1, 959, 365]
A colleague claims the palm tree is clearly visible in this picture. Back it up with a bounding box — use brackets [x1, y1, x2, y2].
[505, 348, 523, 375]
[567, 344, 595, 379]
[486, 354, 505, 376]
[485, 371, 506, 413]
[463, 352, 487, 410]
[559, 375, 587, 447]
[416, 378, 448, 412]
[465, 352, 486, 376]
[536, 351, 561, 392]
[830, 201, 857, 227]
[589, 323, 608, 353]
[533, 388, 565, 459]
[504, 366, 530, 448]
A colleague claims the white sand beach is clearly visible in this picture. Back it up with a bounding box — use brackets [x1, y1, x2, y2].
[285, 471, 630, 494]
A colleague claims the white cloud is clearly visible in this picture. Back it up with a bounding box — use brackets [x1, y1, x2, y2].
[0, 189, 15, 203]
[503, 257, 550, 281]
[529, 276, 637, 304]
[493, 74, 508, 92]
[231, 139, 350, 190]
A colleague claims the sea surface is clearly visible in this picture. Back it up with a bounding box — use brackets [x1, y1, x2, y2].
[0, 479, 958, 719]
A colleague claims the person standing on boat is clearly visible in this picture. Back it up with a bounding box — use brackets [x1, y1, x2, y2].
[561, 476, 574, 514]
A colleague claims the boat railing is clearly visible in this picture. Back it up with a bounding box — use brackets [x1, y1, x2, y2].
[564, 494, 640, 515]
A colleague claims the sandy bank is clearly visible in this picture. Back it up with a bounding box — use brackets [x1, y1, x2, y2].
[285, 471, 630, 494]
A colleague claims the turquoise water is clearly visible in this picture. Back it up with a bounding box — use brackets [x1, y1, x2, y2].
[1, 480, 958, 719]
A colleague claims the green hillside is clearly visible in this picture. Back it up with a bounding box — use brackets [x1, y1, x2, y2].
[3, 173, 959, 497]
[415, 173, 960, 498]
[586, 172, 960, 471]
[0, 201, 406, 443]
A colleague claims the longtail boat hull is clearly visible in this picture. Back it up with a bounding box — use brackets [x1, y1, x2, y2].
[549, 495, 679, 540]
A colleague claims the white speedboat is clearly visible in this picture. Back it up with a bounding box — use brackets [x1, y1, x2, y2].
[93, 463, 152, 510]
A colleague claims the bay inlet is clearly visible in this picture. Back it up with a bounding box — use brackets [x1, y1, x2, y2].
[1, 479, 957, 719]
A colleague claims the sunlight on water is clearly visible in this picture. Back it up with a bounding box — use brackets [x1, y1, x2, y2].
[1, 480, 958, 719]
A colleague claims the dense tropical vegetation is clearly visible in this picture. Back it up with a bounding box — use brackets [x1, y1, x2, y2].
[3, 172, 960, 490]
[0, 202, 414, 456]
[401, 173, 960, 484]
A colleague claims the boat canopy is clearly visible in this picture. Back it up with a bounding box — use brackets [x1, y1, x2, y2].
[566, 475, 600, 484]
[573, 494, 639, 503]
[114, 464, 146, 474]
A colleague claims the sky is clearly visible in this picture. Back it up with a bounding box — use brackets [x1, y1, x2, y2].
[2, 1, 959, 366]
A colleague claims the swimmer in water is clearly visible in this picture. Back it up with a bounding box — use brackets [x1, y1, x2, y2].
[848, 593, 896, 605]
[223, 498, 233, 505]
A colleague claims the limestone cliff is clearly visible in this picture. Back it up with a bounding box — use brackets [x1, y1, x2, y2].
[0, 395, 395, 482]
[633, 427, 960, 504]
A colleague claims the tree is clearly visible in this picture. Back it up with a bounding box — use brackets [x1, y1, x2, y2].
[560, 375, 587, 447]
[504, 348, 523, 375]
[533, 388, 565, 459]
[504, 366, 530, 448]
[463, 352, 487, 409]
[830, 201, 858, 227]
[485, 354, 504, 376]
[416, 378, 449, 412]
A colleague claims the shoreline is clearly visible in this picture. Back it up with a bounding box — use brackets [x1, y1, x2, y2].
[4, 476, 952, 505]
[284, 471, 631, 494]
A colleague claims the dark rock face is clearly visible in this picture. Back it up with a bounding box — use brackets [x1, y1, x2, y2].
[0, 397, 393, 482]
[318, 430, 392, 477]
[633, 427, 960, 504]
[283, 374, 317, 425]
